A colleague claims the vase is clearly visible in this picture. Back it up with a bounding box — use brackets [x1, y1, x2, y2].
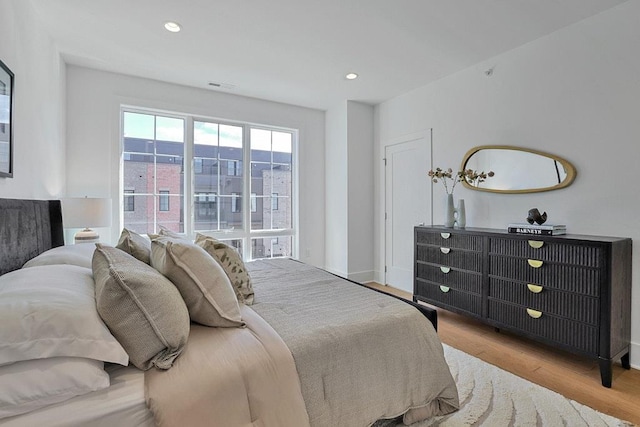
[458, 199, 466, 228]
[444, 194, 466, 228]
[445, 194, 456, 227]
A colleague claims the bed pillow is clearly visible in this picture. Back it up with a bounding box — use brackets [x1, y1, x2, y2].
[158, 225, 189, 240]
[0, 265, 129, 367]
[0, 357, 109, 420]
[92, 244, 190, 371]
[150, 235, 244, 327]
[115, 228, 151, 264]
[21, 244, 96, 269]
[195, 233, 254, 305]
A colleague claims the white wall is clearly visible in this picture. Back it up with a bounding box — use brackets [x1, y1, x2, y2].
[0, 0, 66, 198]
[325, 100, 375, 280]
[325, 101, 348, 276]
[375, 1, 640, 368]
[65, 66, 326, 267]
[346, 101, 374, 281]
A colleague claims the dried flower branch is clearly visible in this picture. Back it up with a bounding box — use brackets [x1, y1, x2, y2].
[428, 167, 494, 194]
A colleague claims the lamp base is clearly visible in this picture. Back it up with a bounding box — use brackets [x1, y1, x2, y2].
[75, 228, 99, 244]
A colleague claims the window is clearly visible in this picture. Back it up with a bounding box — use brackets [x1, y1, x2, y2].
[124, 190, 135, 212]
[122, 109, 296, 260]
[227, 160, 242, 176]
[122, 111, 184, 235]
[159, 191, 170, 211]
[250, 128, 292, 233]
[251, 193, 257, 213]
[194, 158, 203, 174]
[195, 192, 217, 223]
[231, 192, 241, 213]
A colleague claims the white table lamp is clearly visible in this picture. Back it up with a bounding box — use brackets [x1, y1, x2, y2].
[62, 197, 112, 244]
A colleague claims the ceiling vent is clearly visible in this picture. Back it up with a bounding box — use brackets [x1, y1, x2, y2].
[208, 82, 236, 90]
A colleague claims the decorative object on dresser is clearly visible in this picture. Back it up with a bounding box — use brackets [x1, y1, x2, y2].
[428, 167, 494, 228]
[62, 197, 112, 244]
[445, 193, 466, 228]
[414, 225, 632, 387]
[507, 223, 566, 236]
[526, 207, 547, 225]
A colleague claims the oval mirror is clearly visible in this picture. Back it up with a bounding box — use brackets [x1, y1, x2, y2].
[460, 145, 577, 194]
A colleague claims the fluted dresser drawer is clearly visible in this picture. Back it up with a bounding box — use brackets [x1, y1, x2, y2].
[487, 300, 598, 354]
[416, 245, 482, 271]
[488, 277, 599, 325]
[490, 238, 601, 267]
[416, 229, 483, 251]
[415, 280, 482, 316]
[489, 256, 600, 296]
[416, 263, 482, 294]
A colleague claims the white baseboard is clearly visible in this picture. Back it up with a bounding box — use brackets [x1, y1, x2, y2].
[372, 270, 384, 284]
[323, 266, 347, 278]
[347, 270, 375, 283]
[629, 341, 640, 370]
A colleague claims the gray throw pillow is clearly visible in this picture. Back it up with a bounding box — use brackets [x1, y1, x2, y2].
[150, 236, 245, 328]
[92, 244, 190, 370]
[195, 233, 254, 305]
[115, 228, 151, 264]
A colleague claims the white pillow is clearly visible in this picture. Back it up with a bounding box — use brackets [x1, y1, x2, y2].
[22, 244, 96, 269]
[0, 357, 109, 420]
[0, 265, 129, 366]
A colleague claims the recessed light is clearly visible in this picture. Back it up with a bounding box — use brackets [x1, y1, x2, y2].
[164, 21, 181, 33]
[345, 73, 358, 80]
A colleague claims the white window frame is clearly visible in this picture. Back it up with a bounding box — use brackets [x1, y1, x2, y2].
[120, 106, 298, 262]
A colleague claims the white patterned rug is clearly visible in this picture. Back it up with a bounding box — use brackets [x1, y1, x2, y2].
[376, 345, 634, 427]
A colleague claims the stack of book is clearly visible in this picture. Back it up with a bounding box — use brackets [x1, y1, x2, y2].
[507, 223, 567, 235]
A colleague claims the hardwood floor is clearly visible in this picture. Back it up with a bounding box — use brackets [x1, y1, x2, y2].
[366, 283, 640, 425]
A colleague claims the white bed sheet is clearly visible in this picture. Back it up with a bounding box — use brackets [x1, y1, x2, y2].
[0, 364, 153, 427]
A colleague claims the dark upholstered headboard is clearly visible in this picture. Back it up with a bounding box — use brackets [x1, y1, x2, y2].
[0, 198, 64, 275]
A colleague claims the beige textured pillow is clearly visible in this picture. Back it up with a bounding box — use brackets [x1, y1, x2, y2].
[92, 244, 190, 370]
[158, 225, 188, 240]
[115, 228, 151, 264]
[195, 233, 254, 305]
[150, 236, 244, 328]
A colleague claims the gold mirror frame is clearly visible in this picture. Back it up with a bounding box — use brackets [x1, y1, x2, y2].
[460, 145, 577, 194]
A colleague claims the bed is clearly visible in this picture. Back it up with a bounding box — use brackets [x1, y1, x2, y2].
[0, 198, 459, 426]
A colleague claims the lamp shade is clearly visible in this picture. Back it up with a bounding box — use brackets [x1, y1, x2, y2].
[62, 198, 112, 244]
[62, 198, 112, 228]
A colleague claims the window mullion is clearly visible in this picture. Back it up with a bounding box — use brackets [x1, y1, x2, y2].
[184, 116, 194, 237]
[243, 124, 252, 261]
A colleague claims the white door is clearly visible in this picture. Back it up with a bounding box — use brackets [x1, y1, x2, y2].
[384, 134, 431, 293]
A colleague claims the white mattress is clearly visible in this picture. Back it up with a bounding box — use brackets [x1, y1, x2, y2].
[0, 364, 154, 427]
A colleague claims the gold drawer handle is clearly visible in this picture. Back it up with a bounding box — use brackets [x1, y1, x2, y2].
[527, 284, 543, 293]
[440, 232, 451, 239]
[526, 308, 543, 319]
[527, 259, 543, 268]
[439, 286, 450, 293]
[440, 266, 451, 273]
[528, 240, 544, 249]
[440, 247, 451, 254]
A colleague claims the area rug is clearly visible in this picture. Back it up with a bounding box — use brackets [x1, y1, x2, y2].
[375, 345, 634, 427]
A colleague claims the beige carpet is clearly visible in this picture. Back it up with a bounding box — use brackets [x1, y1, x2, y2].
[377, 344, 634, 427]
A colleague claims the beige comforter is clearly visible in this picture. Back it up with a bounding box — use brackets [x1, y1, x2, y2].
[248, 259, 459, 426]
[144, 305, 310, 427]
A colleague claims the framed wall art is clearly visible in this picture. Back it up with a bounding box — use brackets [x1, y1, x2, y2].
[0, 59, 14, 178]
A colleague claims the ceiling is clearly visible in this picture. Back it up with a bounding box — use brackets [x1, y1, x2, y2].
[29, 0, 629, 111]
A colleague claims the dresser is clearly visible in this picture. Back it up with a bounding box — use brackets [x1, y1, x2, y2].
[414, 226, 632, 387]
